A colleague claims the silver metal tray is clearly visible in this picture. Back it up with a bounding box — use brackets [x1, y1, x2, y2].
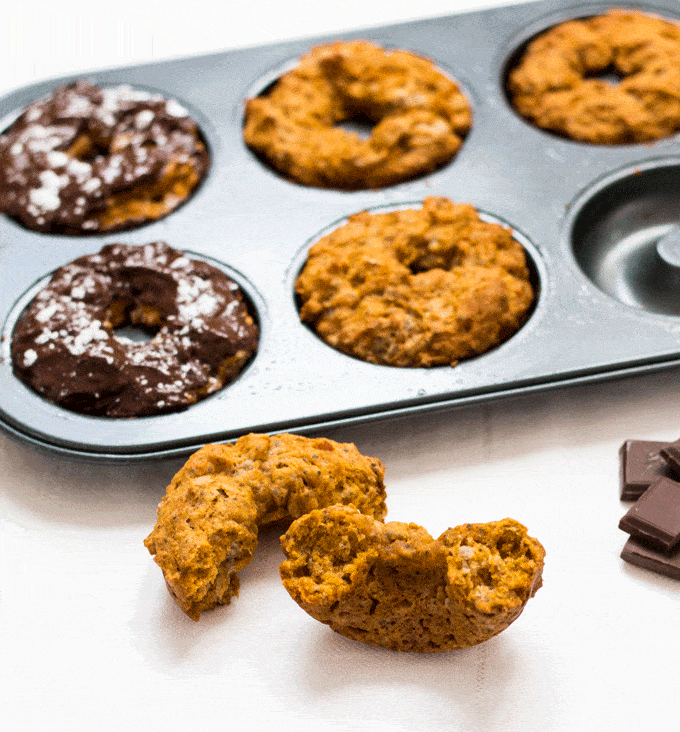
[3, 0, 680, 460]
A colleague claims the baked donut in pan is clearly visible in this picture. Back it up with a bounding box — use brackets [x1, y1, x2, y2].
[11, 242, 258, 417]
[243, 40, 471, 189]
[508, 9, 680, 144]
[295, 197, 534, 367]
[0, 80, 209, 233]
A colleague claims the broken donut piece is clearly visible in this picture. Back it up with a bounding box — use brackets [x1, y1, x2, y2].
[280, 505, 545, 652]
[144, 434, 387, 620]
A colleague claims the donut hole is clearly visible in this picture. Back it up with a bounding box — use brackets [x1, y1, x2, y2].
[406, 249, 456, 274]
[105, 299, 163, 345]
[113, 323, 159, 345]
[104, 297, 162, 338]
[583, 63, 625, 85]
[66, 133, 110, 162]
[333, 111, 377, 140]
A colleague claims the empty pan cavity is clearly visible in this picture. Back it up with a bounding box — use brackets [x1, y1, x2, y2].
[571, 162, 680, 315]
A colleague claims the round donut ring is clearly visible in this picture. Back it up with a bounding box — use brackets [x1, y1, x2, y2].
[507, 9, 680, 144]
[11, 242, 258, 417]
[144, 434, 387, 620]
[281, 505, 545, 652]
[243, 40, 471, 189]
[0, 80, 210, 233]
[295, 197, 534, 367]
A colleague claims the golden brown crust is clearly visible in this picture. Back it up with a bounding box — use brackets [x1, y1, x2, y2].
[280, 505, 545, 652]
[295, 197, 534, 367]
[144, 434, 387, 620]
[243, 40, 471, 189]
[507, 9, 680, 144]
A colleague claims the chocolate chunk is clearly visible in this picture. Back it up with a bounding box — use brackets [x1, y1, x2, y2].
[618, 477, 680, 553]
[619, 440, 675, 501]
[660, 439, 680, 475]
[621, 536, 680, 581]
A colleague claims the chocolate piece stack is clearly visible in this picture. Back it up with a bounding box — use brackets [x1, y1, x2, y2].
[619, 439, 680, 579]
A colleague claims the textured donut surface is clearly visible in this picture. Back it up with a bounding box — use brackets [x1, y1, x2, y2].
[295, 196, 534, 367]
[11, 241, 258, 417]
[243, 40, 471, 189]
[280, 505, 545, 652]
[0, 80, 209, 233]
[507, 9, 680, 144]
[144, 434, 387, 620]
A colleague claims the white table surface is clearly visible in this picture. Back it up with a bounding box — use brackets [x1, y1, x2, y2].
[2, 1, 680, 730]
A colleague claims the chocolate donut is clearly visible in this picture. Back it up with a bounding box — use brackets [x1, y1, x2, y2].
[243, 40, 471, 190]
[507, 9, 680, 144]
[11, 242, 258, 417]
[0, 80, 210, 233]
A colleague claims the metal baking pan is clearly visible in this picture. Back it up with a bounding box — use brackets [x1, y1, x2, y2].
[3, 0, 680, 460]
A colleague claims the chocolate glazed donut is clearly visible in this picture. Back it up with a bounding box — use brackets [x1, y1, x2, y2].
[0, 81, 210, 233]
[11, 242, 258, 417]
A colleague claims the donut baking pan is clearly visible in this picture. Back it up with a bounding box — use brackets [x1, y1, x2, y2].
[3, 0, 680, 460]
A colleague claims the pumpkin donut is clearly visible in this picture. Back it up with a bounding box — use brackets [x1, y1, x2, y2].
[507, 8, 680, 144]
[243, 40, 471, 189]
[295, 197, 534, 367]
[280, 505, 545, 652]
[144, 434, 387, 620]
[0, 80, 209, 233]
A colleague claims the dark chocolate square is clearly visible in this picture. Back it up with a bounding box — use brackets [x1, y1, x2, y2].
[621, 536, 680, 581]
[618, 476, 680, 553]
[660, 438, 680, 475]
[619, 440, 674, 501]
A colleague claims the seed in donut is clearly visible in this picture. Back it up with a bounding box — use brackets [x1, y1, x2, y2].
[0, 80, 210, 234]
[144, 434, 388, 620]
[295, 197, 534, 368]
[10, 242, 258, 417]
[243, 40, 471, 190]
[280, 505, 545, 652]
[507, 9, 680, 144]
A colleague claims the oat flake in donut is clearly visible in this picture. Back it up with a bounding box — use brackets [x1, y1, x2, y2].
[10, 242, 258, 417]
[0, 81, 210, 234]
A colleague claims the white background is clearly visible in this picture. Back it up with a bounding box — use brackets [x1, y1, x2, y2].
[2, 1, 680, 730]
